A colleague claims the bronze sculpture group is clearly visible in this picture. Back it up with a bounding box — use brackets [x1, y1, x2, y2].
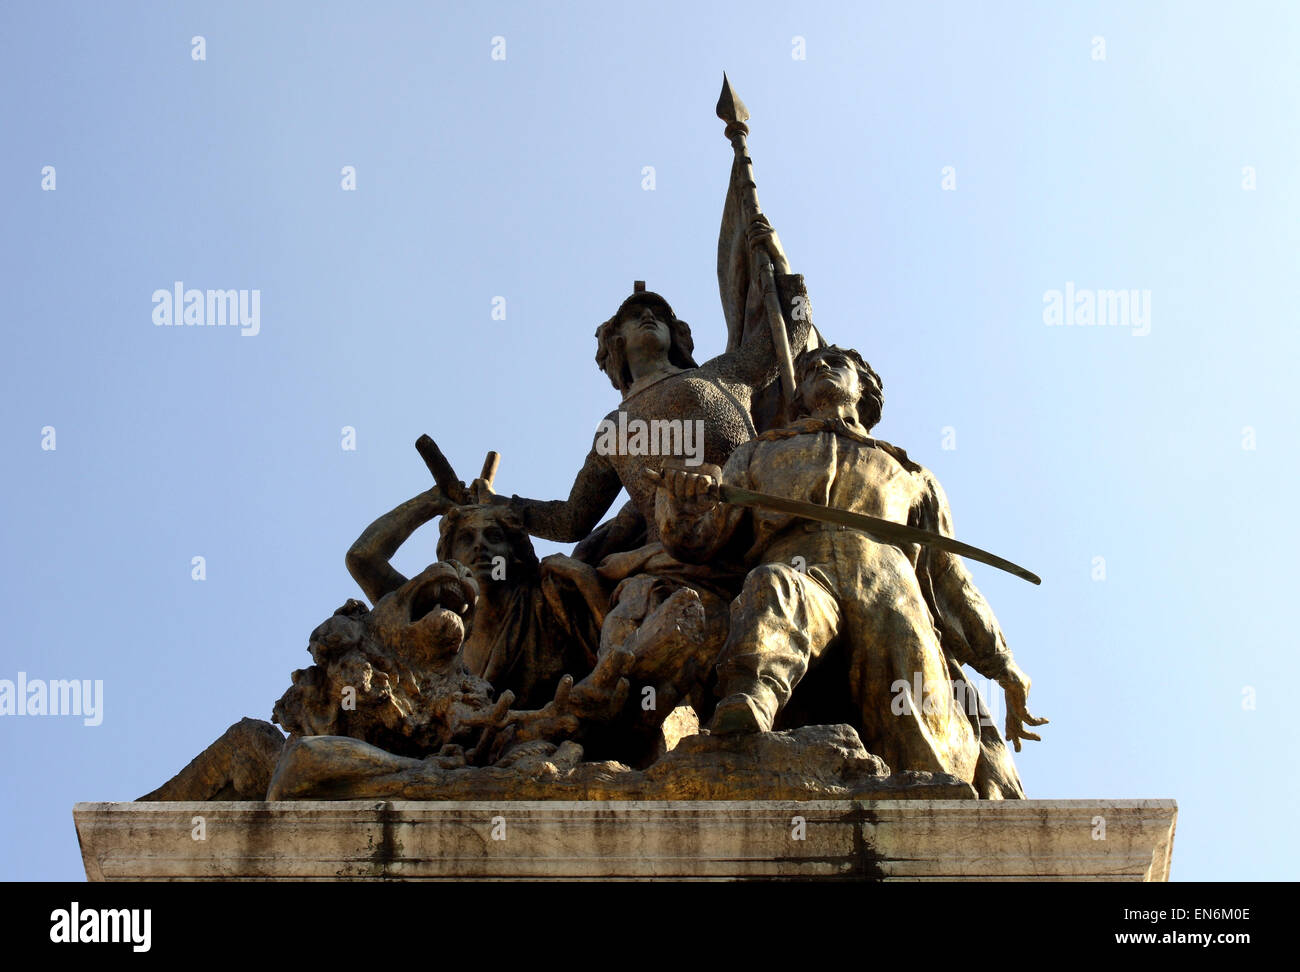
[143, 78, 1046, 805]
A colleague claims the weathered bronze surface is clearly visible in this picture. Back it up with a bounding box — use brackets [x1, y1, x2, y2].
[141, 77, 1044, 805]
[654, 345, 1046, 799]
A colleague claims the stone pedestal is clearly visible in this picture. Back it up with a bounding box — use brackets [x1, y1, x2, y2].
[74, 799, 1176, 881]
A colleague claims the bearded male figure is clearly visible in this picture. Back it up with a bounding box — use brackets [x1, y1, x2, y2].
[654, 345, 1048, 798]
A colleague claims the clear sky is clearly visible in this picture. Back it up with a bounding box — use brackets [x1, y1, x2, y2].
[2, 1, 1297, 881]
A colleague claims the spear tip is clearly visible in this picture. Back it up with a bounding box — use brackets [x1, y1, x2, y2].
[716, 72, 749, 124]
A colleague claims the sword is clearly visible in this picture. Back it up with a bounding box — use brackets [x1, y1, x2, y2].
[646, 468, 1041, 585]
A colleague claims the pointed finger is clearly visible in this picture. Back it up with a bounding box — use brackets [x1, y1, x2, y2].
[554, 675, 572, 708]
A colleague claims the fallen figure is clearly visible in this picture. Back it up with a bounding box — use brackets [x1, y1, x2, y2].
[139, 559, 973, 802]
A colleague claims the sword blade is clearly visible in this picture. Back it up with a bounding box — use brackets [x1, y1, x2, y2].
[719, 484, 1041, 585]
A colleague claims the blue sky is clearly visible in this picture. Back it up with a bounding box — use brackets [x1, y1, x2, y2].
[2, 1, 1297, 881]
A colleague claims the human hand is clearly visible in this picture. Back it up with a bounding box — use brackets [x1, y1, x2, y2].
[658, 462, 723, 513]
[745, 214, 790, 275]
[999, 660, 1049, 752]
[469, 478, 509, 506]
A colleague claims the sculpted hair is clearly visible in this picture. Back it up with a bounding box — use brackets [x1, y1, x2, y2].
[594, 295, 698, 392]
[436, 505, 540, 576]
[794, 344, 884, 431]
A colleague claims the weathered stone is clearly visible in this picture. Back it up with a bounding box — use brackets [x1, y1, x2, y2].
[270, 562, 496, 759]
[265, 723, 973, 802]
[138, 718, 285, 802]
[652, 703, 699, 759]
[73, 799, 1178, 881]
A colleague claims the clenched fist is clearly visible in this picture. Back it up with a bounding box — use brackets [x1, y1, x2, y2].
[658, 462, 723, 513]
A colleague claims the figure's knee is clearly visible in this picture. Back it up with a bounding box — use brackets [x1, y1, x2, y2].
[735, 562, 804, 610]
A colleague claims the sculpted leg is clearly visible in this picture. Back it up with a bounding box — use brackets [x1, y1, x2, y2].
[710, 562, 841, 733]
[842, 547, 979, 781]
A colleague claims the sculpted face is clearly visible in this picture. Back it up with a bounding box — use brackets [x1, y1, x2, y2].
[797, 347, 861, 413]
[366, 560, 478, 666]
[445, 509, 517, 584]
[616, 302, 672, 361]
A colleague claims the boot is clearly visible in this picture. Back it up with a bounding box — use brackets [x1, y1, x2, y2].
[708, 692, 770, 735]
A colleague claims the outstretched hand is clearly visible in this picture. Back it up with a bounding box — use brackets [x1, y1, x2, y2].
[999, 661, 1049, 752]
[503, 647, 635, 745]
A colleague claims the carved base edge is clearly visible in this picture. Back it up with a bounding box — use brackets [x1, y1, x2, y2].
[73, 799, 1176, 882]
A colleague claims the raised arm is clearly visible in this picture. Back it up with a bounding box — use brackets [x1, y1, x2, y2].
[477, 438, 624, 544]
[345, 487, 451, 605]
[724, 215, 815, 390]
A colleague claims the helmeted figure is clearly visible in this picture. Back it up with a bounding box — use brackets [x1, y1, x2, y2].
[471, 217, 815, 752]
